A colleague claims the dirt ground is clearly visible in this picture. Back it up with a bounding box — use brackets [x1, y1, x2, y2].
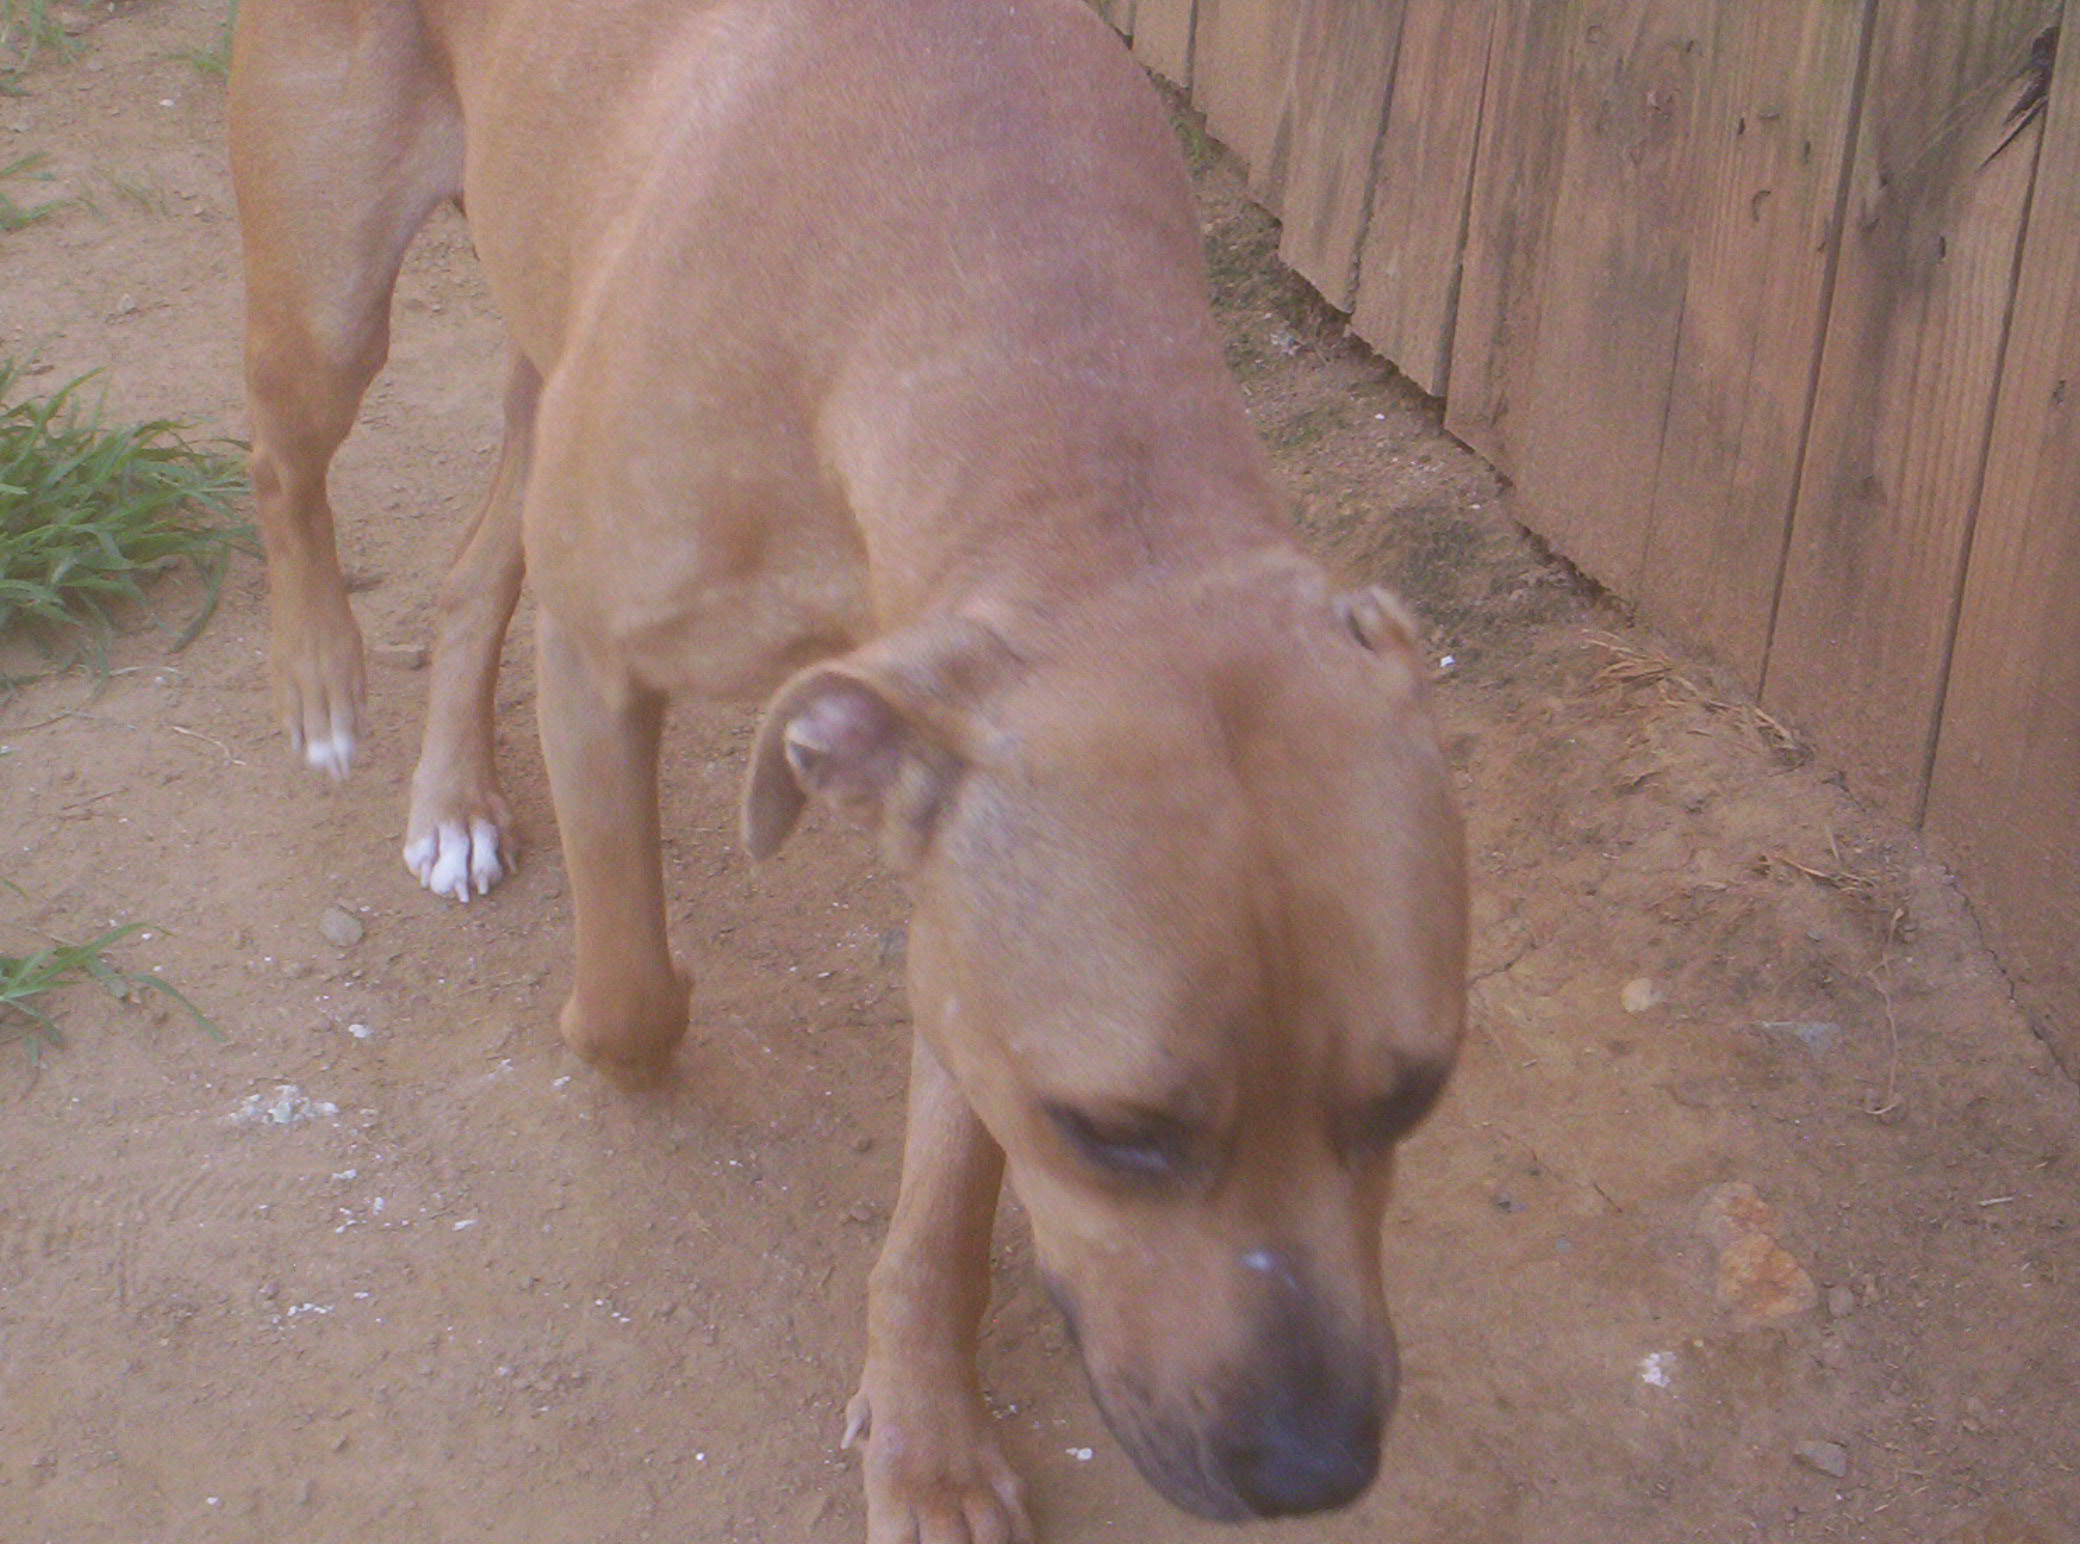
[1, 6, 2075, 1542]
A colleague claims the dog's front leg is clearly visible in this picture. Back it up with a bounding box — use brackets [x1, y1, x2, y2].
[536, 613, 689, 1083]
[404, 350, 536, 901]
[848, 1033, 1033, 1544]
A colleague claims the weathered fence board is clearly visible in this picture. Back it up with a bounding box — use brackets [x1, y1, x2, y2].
[1276, 0, 1408, 311]
[1130, 0, 1195, 87]
[1120, 0, 2079, 1043]
[1454, 0, 1716, 591]
[1350, 0, 1497, 396]
[1763, 0, 2056, 820]
[1519, 0, 1716, 592]
[1927, 28, 2080, 1069]
[1632, 0, 1872, 694]
[1189, 0, 1300, 206]
[1091, 0, 1137, 36]
[1443, 0, 1578, 477]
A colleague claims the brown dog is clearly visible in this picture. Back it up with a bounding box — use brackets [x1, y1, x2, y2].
[230, 0, 1467, 1533]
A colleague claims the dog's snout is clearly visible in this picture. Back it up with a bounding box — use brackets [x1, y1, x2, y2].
[1221, 1379, 1383, 1517]
[1217, 1255, 1392, 1518]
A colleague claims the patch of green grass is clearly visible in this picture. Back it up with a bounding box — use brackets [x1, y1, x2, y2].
[1170, 105, 1216, 176]
[97, 166, 168, 216]
[0, 150, 66, 231]
[0, 358, 251, 658]
[175, 0, 237, 77]
[1, 0, 78, 84]
[0, 918, 219, 1060]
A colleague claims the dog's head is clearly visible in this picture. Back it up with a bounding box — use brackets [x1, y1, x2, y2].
[745, 561, 1466, 1520]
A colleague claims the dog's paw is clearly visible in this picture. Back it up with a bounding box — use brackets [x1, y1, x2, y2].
[404, 815, 511, 902]
[557, 963, 690, 1085]
[273, 615, 366, 782]
[845, 1384, 1034, 1544]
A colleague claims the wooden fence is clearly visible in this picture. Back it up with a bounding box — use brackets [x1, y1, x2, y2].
[1100, 0, 2080, 1064]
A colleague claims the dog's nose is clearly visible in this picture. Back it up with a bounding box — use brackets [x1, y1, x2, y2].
[1222, 1384, 1383, 1517]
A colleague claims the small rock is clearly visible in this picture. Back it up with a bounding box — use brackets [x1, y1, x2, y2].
[845, 1201, 883, 1226]
[318, 906, 365, 949]
[372, 643, 429, 670]
[1620, 977, 1664, 1014]
[1698, 1182, 1779, 1248]
[1825, 1284, 1857, 1319]
[851, 1135, 875, 1154]
[227, 1085, 339, 1127]
[296, 1478, 315, 1507]
[1717, 1233, 1819, 1325]
[876, 928, 907, 968]
[1794, 1439, 1849, 1478]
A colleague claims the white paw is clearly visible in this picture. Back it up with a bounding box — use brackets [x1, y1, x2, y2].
[404, 818, 506, 902]
[300, 726, 358, 781]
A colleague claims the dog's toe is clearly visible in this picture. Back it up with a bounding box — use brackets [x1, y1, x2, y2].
[303, 724, 358, 781]
[852, 1387, 1033, 1544]
[406, 818, 508, 902]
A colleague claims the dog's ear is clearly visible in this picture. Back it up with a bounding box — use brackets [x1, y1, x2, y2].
[1334, 585, 1421, 656]
[742, 617, 1016, 866]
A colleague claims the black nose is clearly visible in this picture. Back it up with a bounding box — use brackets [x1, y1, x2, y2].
[1222, 1385, 1383, 1517]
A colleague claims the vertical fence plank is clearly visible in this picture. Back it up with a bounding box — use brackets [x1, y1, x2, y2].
[1452, 0, 1716, 588]
[1632, 1, 1871, 694]
[1927, 27, 2080, 1071]
[1188, 0, 1300, 207]
[1514, 0, 1715, 592]
[1351, 0, 1498, 397]
[1131, 0, 1195, 86]
[1275, 0, 1409, 311]
[1764, 0, 2057, 820]
[1445, 0, 1579, 477]
[1089, 0, 1137, 37]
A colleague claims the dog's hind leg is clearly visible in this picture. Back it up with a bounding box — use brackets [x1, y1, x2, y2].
[229, 0, 462, 778]
[404, 349, 535, 901]
[847, 1036, 1034, 1544]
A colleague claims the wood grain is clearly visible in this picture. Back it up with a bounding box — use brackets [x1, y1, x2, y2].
[1443, 0, 1582, 478]
[1188, 0, 1300, 207]
[1764, 0, 2057, 819]
[1632, 1, 1871, 693]
[1511, 0, 1716, 594]
[1350, 0, 1498, 396]
[1277, 0, 1409, 311]
[1926, 20, 2080, 1069]
[1092, 0, 1137, 37]
[1130, 0, 1195, 86]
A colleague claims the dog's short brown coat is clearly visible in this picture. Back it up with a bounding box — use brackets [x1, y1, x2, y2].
[231, 2, 1468, 1534]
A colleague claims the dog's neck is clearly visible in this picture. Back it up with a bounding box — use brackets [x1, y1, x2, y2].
[822, 332, 1295, 634]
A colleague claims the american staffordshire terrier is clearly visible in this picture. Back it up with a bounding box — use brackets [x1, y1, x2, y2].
[230, 0, 1468, 1534]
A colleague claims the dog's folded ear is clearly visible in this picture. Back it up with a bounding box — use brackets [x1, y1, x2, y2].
[743, 616, 1018, 866]
[1333, 585, 1421, 656]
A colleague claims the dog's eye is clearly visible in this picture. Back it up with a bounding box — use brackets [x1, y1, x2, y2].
[1345, 1066, 1449, 1162]
[1047, 1104, 1189, 1183]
